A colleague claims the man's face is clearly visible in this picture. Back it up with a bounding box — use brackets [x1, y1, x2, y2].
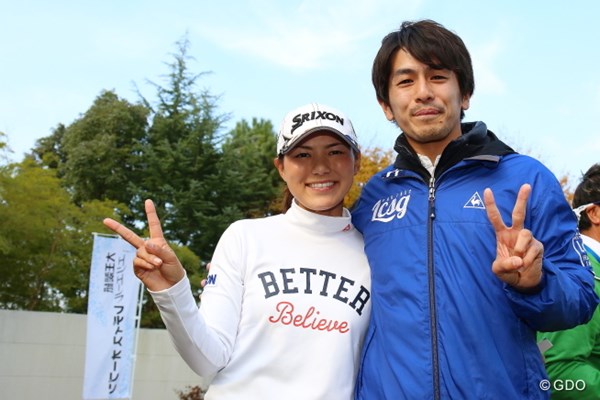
[380, 49, 471, 158]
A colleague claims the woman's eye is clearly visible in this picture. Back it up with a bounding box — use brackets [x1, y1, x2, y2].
[293, 152, 310, 158]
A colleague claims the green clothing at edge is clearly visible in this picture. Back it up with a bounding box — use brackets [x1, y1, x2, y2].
[537, 241, 600, 399]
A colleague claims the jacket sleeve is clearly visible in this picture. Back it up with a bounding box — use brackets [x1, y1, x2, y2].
[149, 222, 245, 377]
[503, 167, 599, 331]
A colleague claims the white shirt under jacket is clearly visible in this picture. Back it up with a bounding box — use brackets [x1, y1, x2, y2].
[150, 201, 372, 400]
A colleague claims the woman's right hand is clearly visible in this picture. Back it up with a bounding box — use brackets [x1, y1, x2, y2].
[103, 199, 185, 291]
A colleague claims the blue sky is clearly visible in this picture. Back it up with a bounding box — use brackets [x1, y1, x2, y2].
[2, 0, 599, 183]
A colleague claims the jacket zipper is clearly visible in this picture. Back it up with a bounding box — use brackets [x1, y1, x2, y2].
[428, 176, 440, 400]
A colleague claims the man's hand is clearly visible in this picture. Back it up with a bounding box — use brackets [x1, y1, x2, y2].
[484, 184, 544, 291]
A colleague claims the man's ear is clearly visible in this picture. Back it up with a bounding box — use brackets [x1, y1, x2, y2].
[461, 94, 471, 111]
[587, 205, 600, 225]
[378, 99, 395, 122]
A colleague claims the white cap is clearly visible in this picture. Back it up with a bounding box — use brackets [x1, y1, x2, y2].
[276, 103, 359, 156]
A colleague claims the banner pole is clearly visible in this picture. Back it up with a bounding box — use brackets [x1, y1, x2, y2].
[129, 279, 144, 399]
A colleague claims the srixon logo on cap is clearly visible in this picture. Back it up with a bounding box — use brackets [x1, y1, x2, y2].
[291, 111, 344, 133]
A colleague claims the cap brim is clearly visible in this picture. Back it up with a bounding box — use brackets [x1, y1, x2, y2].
[278, 127, 359, 155]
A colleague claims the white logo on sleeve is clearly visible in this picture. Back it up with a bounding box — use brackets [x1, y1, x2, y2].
[464, 192, 485, 209]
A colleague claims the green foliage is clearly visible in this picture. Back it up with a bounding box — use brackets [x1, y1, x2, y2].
[0, 159, 126, 312]
[59, 91, 149, 212]
[31, 123, 67, 171]
[217, 118, 283, 217]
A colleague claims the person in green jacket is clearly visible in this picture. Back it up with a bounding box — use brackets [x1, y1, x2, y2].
[538, 163, 600, 399]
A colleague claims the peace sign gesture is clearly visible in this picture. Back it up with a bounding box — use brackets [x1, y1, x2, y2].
[103, 199, 185, 292]
[484, 184, 544, 291]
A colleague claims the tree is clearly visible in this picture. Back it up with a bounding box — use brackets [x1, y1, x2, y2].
[137, 36, 229, 262]
[0, 158, 125, 312]
[30, 123, 67, 171]
[59, 91, 149, 212]
[30, 90, 150, 230]
[216, 118, 282, 217]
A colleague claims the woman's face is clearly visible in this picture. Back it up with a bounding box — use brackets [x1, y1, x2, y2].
[274, 131, 360, 217]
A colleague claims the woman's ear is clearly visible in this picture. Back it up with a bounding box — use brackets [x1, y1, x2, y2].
[274, 157, 286, 181]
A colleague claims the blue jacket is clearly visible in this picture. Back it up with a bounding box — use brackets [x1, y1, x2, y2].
[352, 122, 599, 399]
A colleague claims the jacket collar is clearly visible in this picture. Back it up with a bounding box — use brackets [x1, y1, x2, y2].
[393, 121, 516, 179]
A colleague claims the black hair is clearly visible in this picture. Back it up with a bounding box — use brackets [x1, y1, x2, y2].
[372, 19, 474, 119]
[573, 163, 600, 231]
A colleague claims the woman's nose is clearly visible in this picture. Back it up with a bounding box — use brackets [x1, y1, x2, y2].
[312, 156, 331, 174]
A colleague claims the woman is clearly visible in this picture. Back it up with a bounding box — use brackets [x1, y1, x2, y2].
[103, 103, 371, 400]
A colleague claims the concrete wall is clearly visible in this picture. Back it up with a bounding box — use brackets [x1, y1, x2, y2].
[0, 309, 209, 400]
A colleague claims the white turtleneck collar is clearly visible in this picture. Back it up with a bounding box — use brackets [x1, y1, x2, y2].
[418, 153, 441, 176]
[283, 200, 353, 234]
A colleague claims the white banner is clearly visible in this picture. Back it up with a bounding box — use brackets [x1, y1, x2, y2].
[83, 234, 142, 400]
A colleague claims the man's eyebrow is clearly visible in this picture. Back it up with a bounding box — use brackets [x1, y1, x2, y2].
[392, 67, 416, 76]
[392, 65, 448, 76]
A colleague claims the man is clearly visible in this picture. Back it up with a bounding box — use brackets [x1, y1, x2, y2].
[537, 163, 600, 399]
[351, 20, 599, 399]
